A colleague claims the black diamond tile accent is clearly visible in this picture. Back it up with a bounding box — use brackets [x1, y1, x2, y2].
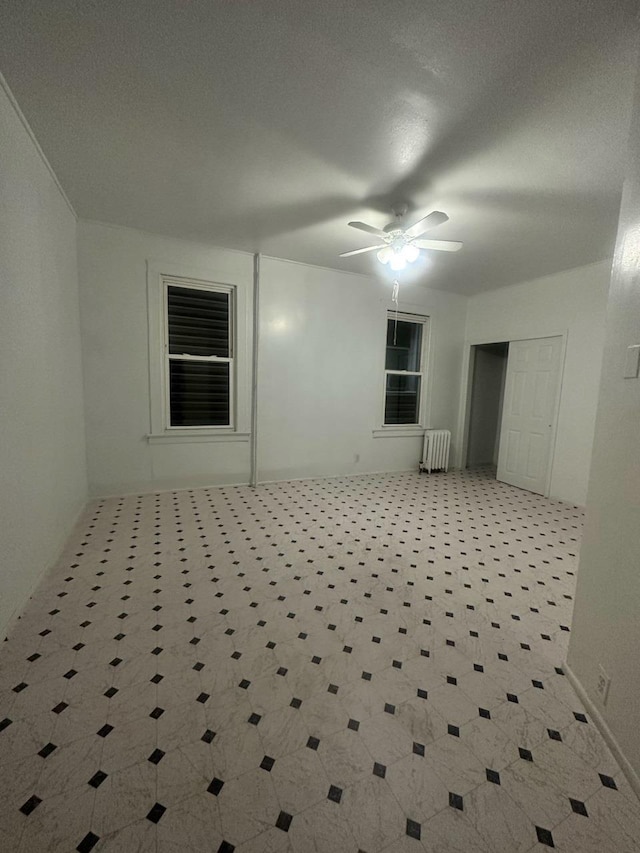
[417, 688, 428, 699]
[518, 747, 533, 762]
[507, 693, 519, 703]
[208, 777, 225, 795]
[197, 692, 210, 704]
[328, 784, 343, 803]
[275, 811, 293, 832]
[260, 755, 275, 771]
[104, 687, 118, 699]
[248, 713, 261, 725]
[348, 718, 360, 731]
[193, 662, 204, 671]
[362, 671, 372, 681]
[19, 795, 42, 815]
[311, 655, 322, 664]
[52, 703, 68, 714]
[97, 724, 113, 738]
[448, 724, 460, 737]
[479, 707, 491, 719]
[486, 768, 501, 785]
[150, 673, 163, 684]
[406, 818, 421, 840]
[548, 729, 562, 741]
[148, 749, 165, 765]
[535, 826, 555, 847]
[202, 729, 216, 744]
[0, 717, 12, 732]
[149, 706, 165, 719]
[218, 843, 235, 853]
[569, 798, 588, 817]
[146, 802, 166, 823]
[306, 736, 320, 751]
[328, 683, 339, 694]
[76, 832, 100, 852]
[384, 703, 395, 715]
[13, 682, 28, 692]
[413, 742, 425, 756]
[38, 742, 57, 758]
[449, 792, 464, 810]
[574, 712, 588, 723]
[599, 773, 617, 789]
[373, 762, 386, 778]
[277, 667, 288, 676]
[239, 679, 251, 689]
[290, 697, 302, 709]
[446, 676, 457, 685]
[88, 770, 108, 788]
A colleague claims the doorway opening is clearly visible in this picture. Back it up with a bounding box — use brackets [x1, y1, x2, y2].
[466, 342, 509, 478]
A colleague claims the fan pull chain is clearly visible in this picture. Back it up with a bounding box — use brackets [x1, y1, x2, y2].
[392, 279, 400, 344]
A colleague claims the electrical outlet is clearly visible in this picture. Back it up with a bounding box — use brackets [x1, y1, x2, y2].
[596, 665, 611, 705]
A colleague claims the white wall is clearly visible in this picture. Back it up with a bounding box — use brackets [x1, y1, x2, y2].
[78, 221, 468, 495]
[78, 222, 254, 495]
[567, 64, 640, 787]
[257, 257, 468, 482]
[461, 261, 611, 505]
[0, 80, 87, 637]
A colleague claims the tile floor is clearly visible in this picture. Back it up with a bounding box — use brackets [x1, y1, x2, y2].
[1, 468, 639, 853]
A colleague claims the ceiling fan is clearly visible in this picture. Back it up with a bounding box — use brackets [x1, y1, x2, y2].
[340, 207, 462, 270]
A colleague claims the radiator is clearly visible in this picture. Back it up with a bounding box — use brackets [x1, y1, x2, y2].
[420, 429, 451, 473]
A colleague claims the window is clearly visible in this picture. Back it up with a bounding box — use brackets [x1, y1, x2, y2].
[383, 313, 427, 425]
[165, 282, 233, 427]
[147, 262, 251, 443]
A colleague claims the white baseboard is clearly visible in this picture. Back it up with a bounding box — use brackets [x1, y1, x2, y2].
[564, 661, 640, 801]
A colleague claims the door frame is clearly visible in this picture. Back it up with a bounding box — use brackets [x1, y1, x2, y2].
[456, 331, 568, 498]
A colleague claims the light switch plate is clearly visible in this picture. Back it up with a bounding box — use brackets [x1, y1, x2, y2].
[623, 344, 640, 379]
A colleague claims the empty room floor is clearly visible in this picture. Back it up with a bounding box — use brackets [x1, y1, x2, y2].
[1, 469, 639, 853]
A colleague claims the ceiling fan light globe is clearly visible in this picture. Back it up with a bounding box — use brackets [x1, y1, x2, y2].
[389, 253, 407, 271]
[377, 247, 393, 264]
[403, 244, 420, 263]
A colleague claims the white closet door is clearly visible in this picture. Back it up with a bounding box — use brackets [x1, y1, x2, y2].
[497, 336, 563, 495]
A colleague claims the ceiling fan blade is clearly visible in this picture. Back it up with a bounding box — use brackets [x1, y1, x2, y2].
[339, 244, 384, 258]
[404, 210, 449, 239]
[413, 238, 463, 253]
[348, 221, 389, 239]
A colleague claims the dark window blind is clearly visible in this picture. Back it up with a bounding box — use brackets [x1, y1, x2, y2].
[167, 286, 229, 357]
[385, 319, 422, 371]
[169, 361, 230, 426]
[384, 374, 421, 424]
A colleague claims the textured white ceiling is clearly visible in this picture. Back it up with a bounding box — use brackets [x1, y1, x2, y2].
[0, 1, 637, 293]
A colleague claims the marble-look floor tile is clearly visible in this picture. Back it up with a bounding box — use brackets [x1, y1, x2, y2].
[0, 469, 636, 853]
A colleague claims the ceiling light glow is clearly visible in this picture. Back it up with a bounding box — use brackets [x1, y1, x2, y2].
[379, 242, 421, 270]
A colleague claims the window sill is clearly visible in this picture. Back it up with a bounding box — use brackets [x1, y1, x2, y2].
[147, 431, 250, 445]
[372, 427, 426, 439]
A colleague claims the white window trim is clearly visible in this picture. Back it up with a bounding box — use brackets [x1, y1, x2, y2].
[376, 310, 431, 434]
[146, 260, 251, 442]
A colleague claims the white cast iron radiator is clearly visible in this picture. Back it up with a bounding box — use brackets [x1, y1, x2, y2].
[419, 429, 451, 473]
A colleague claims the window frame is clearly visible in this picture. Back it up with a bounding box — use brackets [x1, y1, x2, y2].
[163, 278, 234, 430]
[146, 260, 251, 444]
[382, 311, 429, 428]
